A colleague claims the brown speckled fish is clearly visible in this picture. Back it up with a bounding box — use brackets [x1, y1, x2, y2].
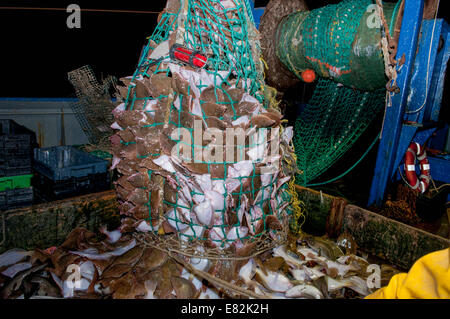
[117, 128, 135, 144]
[154, 277, 174, 299]
[139, 157, 161, 171]
[129, 204, 152, 220]
[171, 277, 198, 299]
[250, 114, 276, 128]
[119, 201, 135, 215]
[204, 116, 230, 130]
[159, 131, 178, 156]
[115, 110, 154, 128]
[149, 73, 172, 98]
[115, 160, 139, 176]
[172, 73, 191, 97]
[265, 215, 283, 231]
[201, 102, 227, 118]
[120, 77, 151, 99]
[116, 176, 135, 192]
[127, 172, 151, 189]
[200, 86, 225, 103]
[135, 248, 168, 272]
[119, 144, 138, 161]
[226, 87, 245, 103]
[136, 134, 161, 158]
[127, 188, 149, 206]
[225, 101, 257, 118]
[149, 175, 164, 218]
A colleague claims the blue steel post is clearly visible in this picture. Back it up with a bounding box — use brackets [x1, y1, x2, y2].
[368, 0, 425, 207]
[425, 22, 450, 123]
[391, 20, 445, 177]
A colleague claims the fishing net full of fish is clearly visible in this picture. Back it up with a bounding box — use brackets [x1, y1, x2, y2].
[110, 0, 299, 259]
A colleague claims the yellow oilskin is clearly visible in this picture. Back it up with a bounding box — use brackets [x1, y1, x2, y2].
[366, 248, 450, 299]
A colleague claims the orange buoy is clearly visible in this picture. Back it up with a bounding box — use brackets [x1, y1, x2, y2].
[301, 69, 316, 83]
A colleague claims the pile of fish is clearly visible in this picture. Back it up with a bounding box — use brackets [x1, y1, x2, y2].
[0, 227, 401, 299]
[110, 0, 295, 249]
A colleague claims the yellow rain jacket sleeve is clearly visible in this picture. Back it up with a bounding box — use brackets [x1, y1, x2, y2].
[366, 248, 450, 299]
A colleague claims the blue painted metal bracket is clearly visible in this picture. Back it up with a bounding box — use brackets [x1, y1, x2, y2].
[368, 0, 425, 207]
[395, 21, 450, 201]
[369, 0, 450, 207]
[428, 156, 450, 185]
[393, 20, 449, 175]
[248, 0, 265, 29]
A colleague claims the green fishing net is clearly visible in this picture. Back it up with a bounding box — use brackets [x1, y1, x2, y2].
[294, 78, 385, 185]
[112, 0, 295, 249]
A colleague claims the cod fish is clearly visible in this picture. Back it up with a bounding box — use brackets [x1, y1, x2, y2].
[254, 268, 293, 293]
[69, 239, 136, 261]
[285, 284, 323, 299]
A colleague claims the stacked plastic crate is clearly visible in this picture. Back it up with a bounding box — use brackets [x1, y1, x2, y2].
[33, 146, 110, 201]
[0, 120, 36, 210]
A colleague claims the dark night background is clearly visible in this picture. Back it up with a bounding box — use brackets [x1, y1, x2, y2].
[1, 0, 446, 98]
[0, 0, 347, 98]
[0, 0, 168, 97]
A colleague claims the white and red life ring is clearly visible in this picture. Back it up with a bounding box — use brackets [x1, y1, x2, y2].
[404, 142, 431, 194]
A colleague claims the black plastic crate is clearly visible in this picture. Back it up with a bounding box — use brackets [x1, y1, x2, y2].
[0, 148, 31, 159]
[0, 187, 34, 211]
[33, 172, 111, 202]
[34, 146, 108, 181]
[0, 155, 32, 168]
[0, 120, 37, 177]
[0, 120, 37, 149]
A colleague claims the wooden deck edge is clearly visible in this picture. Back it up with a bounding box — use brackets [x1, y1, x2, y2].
[1, 186, 448, 270]
[344, 205, 450, 269]
[295, 184, 450, 269]
[0, 190, 120, 254]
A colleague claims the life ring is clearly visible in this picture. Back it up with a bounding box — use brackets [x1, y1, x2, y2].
[404, 142, 431, 194]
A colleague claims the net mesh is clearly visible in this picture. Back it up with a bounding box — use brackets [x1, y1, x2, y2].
[111, 0, 299, 253]
[293, 78, 385, 185]
[276, 0, 396, 91]
[68, 65, 117, 146]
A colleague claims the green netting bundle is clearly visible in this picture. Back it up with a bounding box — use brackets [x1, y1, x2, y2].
[294, 78, 385, 185]
[273, 0, 397, 185]
[110, 0, 295, 251]
[276, 0, 399, 91]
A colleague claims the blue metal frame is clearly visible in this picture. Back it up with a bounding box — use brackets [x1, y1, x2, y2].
[368, 0, 425, 206]
[249, 0, 264, 29]
[369, 0, 450, 206]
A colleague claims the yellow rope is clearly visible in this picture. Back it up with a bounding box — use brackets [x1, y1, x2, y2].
[260, 57, 268, 79]
[287, 173, 306, 235]
[280, 125, 306, 235]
